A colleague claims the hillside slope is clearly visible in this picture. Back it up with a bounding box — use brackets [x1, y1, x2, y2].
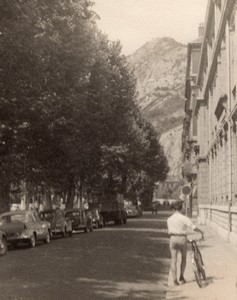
[127, 38, 186, 179]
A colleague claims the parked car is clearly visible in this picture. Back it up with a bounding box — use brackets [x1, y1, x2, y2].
[87, 209, 104, 229]
[0, 210, 51, 248]
[64, 209, 92, 233]
[0, 230, 7, 256]
[40, 208, 73, 237]
[126, 205, 141, 218]
[91, 193, 127, 226]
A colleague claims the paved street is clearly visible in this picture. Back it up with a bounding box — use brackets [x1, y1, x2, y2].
[0, 211, 171, 300]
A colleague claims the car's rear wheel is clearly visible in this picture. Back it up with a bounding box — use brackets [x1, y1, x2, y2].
[29, 233, 36, 248]
[0, 237, 7, 256]
[44, 231, 50, 244]
[12, 241, 18, 249]
[61, 227, 66, 238]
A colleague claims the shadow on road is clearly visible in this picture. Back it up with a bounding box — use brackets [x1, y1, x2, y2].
[0, 211, 172, 300]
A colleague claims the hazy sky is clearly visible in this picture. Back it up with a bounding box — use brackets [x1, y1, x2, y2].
[93, 0, 208, 55]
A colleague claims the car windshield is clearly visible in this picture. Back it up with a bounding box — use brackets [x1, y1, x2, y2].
[91, 210, 99, 216]
[0, 214, 27, 224]
[66, 211, 80, 217]
[40, 212, 54, 221]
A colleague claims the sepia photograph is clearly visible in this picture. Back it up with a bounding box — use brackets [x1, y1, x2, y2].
[0, 0, 236, 299]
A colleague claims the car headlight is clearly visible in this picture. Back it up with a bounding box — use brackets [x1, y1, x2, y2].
[19, 230, 29, 239]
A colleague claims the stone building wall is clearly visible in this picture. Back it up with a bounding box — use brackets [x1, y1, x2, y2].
[193, 0, 237, 244]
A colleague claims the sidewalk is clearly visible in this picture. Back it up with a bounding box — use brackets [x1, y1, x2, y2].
[165, 225, 237, 300]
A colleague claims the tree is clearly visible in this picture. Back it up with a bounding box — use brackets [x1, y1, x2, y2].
[0, 1, 169, 212]
[0, 0, 97, 211]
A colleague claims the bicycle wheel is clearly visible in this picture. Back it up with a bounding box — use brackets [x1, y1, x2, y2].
[200, 266, 206, 281]
[195, 249, 206, 281]
[192, 259, 203, 287]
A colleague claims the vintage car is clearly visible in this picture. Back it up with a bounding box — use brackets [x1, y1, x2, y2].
[0, 210, 51, 248]
[126, 204, 142, 218]
[87, 209, 104, 229]
[0, 230, 7, 256]
[40, 208, 73, 237]
[64, 209, 93, 233]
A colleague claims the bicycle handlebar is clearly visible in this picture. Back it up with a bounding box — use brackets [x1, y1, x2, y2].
[188, 235, 204, 243]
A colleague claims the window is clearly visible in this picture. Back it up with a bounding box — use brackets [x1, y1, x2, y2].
[233, 85, 236, 99]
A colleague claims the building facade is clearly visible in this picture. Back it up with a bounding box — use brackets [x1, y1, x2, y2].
[186, 0, 237, 243]
[182, 25, 203, 216]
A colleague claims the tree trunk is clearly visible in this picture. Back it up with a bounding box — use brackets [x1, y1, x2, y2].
[0, 183, 10, 213]
[66, 187, 75, 209]
[122, 172, 127, 195]
[65, 175, 76, 209]
[45, 189, 52, 210]
[79, 178, 84, 208]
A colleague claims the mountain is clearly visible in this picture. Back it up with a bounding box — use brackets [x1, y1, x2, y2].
[127, 37, 186, 179]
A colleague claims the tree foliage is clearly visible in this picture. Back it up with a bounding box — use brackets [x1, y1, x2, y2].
[0, 0, 169, 212]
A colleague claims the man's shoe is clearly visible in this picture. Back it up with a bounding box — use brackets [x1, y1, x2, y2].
[179, 277, 186, 284]
[174, 280, 179, 286]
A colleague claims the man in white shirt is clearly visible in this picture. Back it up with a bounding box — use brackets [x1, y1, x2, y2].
[167, 200, 204, 286]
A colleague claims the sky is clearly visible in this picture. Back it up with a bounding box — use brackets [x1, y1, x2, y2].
[93, 0, 208, 55]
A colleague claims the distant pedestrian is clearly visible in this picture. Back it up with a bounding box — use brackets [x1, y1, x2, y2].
[167, 200, 204, 286]
[152, 203, 158, 214]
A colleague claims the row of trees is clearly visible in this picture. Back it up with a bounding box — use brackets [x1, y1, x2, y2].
[0, 0, 169, 212]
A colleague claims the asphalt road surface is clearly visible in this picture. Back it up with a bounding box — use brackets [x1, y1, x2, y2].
[0, 210, 172, 300]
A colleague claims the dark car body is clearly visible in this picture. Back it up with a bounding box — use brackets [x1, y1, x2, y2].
[64, 209, 92, 233]
[86, 209, 103, 229]
[0, 210, 51, 248]
[0, 230, 7, 256]
[90, 193, 127, 226]
[40, 209, 72, 237]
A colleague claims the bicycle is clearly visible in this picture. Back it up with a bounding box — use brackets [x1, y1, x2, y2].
[188, 237, 206, 287]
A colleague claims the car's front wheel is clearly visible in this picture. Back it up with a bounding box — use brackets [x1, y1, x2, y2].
[0, 237, 7, 256]
[99, 221, 103, 228]
[29, 234, 36, 248]
[44, 231, 50, 244]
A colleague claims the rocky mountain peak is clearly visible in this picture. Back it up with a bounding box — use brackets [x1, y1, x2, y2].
[127, 38, 187, 179]
[130, 37, 184, 59]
